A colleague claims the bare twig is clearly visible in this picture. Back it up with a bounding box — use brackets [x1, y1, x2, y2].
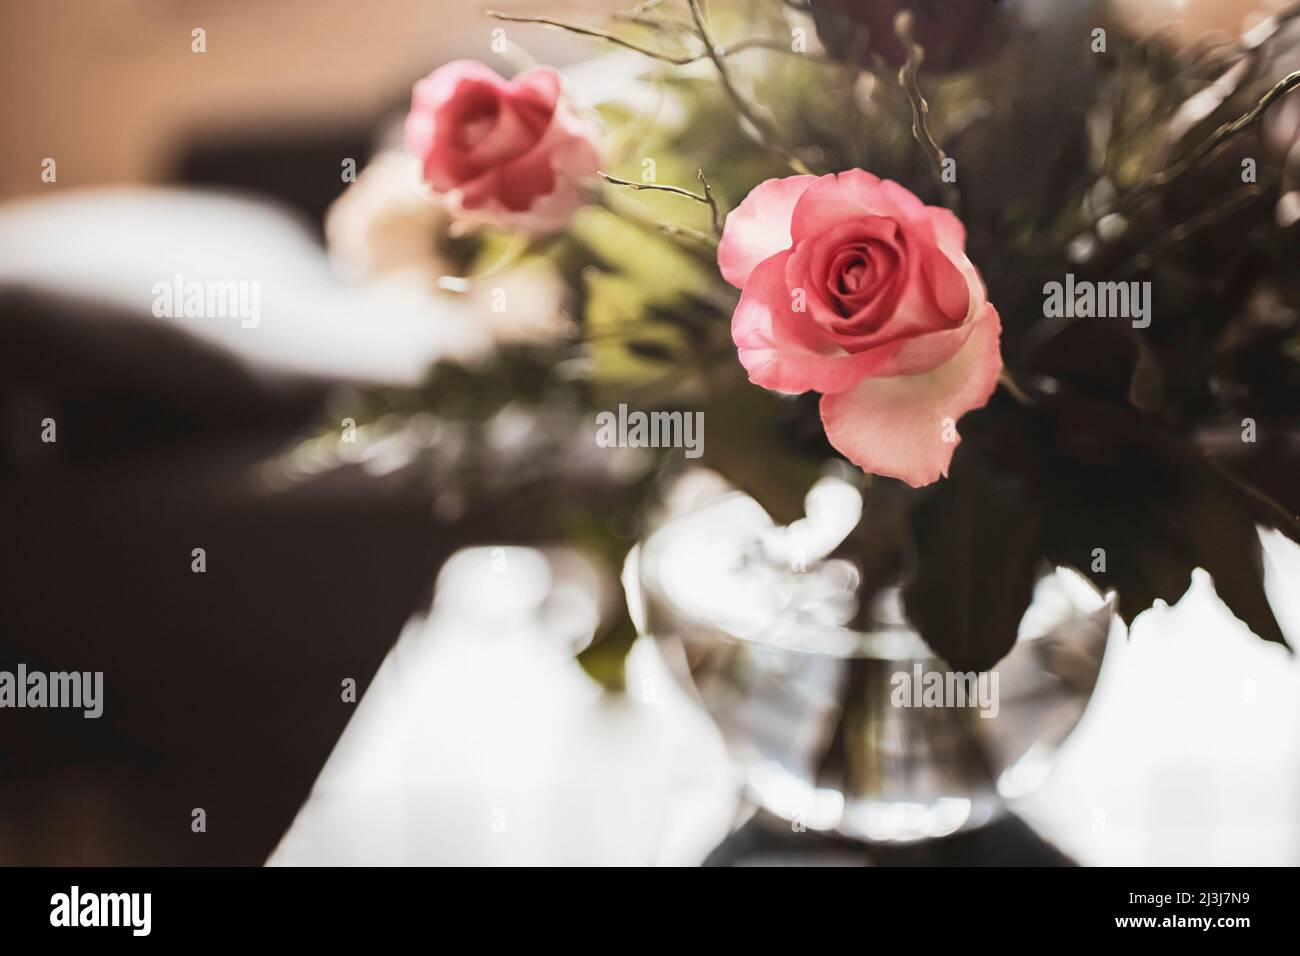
[486, 10, 698, 64]
[697, 169, 723, 235]
[1120, 69, 1300, 216]
[685, 0, 813, 174]
[894, 11, 957, 207]
[486, 11, 812, 66]
[1153, 70, 1300, 188]
[596, 190, 720, 256]
[599, 170, 707, 202]
[598, 170, 723, 236]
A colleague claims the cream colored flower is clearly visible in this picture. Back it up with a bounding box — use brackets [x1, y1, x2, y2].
[325, 150, 448, 280]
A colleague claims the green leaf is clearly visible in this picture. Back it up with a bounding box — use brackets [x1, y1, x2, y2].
[583, 270, 685, 384]
[697, 379, 825, 525]
[902, 419, 1044, 671]
[570, 206, 710, 293]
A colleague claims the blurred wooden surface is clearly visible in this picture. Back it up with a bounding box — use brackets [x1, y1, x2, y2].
[0, 0, 614, 203]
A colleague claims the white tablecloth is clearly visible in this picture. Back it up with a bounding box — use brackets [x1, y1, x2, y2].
[272, 532, 1300, 866]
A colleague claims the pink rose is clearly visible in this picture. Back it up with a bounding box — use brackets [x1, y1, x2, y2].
[404, 61, 601, 234]
[719, 170, 1002, 487]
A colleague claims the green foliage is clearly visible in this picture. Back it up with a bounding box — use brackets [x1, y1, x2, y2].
[569, 205, 714, 385]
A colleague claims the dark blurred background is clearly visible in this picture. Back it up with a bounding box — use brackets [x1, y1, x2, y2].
[0, 0, 605, 865]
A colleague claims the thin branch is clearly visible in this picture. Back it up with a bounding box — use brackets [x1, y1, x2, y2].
[1152, 70, 1300, 188]
[598, 170, 723, 237]
[685, 0, 813, 175]
[596, 192, 720, 257]
[1121, 69, 1300, 216]
[894, 11, 957, 207]
[486, 10, 698, 64]
[697, 169, 723, 235]
[599, 171, 708, 203]
[486, 11, 813, 66]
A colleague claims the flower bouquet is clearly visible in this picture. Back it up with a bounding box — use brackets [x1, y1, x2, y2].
[327, 0, 1300, 689]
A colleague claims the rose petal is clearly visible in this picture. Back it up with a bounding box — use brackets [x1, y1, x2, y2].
[479, 67, 559, 161]
[926, 205, 967, 253]
[786, 217, 909, 340]
[410, 65, 511, 187]
[789, 169, 931, 244]
[734, 251, 978, 394]
[447, 93, 600, 234]
[916, 231, 972, 325]
[718, 175, 819, 288]
[818, 304, 1002, 487]
[405, 61, 599, 234]
[485, 146, 559, 211]
[409, 60, 507, 113]
[511, 66, 562, 114]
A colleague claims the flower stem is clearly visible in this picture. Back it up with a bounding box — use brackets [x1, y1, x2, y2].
[998, 369, 1033, 406]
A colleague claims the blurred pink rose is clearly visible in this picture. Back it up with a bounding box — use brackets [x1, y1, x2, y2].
[720, 170, 1002, 487]
[405, 60, 601, 234]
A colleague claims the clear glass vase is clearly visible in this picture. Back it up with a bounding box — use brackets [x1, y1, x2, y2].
[626, 484, 1113, 844]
